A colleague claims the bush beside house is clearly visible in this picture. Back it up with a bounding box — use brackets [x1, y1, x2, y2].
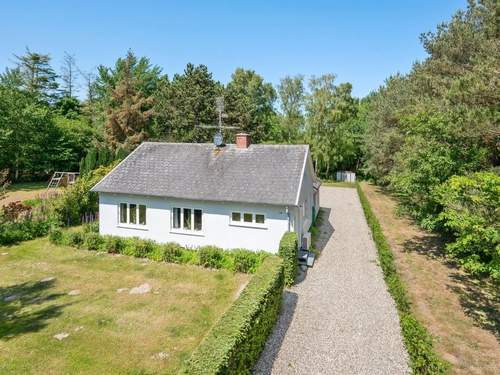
[278, 231, 298, 286]
[48, 226, 268, 274]
[180, 256, 284, 374]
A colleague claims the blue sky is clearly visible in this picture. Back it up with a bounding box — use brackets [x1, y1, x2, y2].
[1, 0, 465, 98]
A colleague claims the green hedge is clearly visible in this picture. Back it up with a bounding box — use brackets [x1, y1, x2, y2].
[278, 231, 298, 286]
[180, 256, 284, 374]
[48, 227, 268, 274]
[356, 182, 449, 374]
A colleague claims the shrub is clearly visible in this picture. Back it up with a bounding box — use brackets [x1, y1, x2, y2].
[0, 218, 52, 245]
[434, 172, 499, 279]
[66, 231, 84, 247]
[181, 256, 284, 374]
[48, 226, 64, 245]
[198, 246, 225, 269]
[357, 182, 449, 374]
[83, 232, 104, 251]
[83, 221, 99, 234]
[150, 242, 184, 263]
[51, 164, 117, 225]
[103, 235, 125, 254]
[231, 249, 266, 273]
[133, 239, 156, 258]
[278, 231, 298, 286]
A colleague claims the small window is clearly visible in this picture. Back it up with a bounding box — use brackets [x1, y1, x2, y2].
[183, 208, 192, 230]
[194, 209, 202, 231]
[119, 203, 127, 223]
[173, 207, 181, 229]
[255, 214, 265, 224]
[129, 204, 137, 224]
[139, 205, 146, 225]
[243, 213, 253, 223]
[232, 212, 241, 222]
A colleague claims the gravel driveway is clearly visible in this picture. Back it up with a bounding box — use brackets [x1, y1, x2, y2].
[254, 186, 409, 374]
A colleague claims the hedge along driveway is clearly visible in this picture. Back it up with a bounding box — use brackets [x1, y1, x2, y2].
[255, 186, 410, 374]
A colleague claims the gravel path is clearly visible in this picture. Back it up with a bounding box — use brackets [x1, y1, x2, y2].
[254, 186, 410, 374]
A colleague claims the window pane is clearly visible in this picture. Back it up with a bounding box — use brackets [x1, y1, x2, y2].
[232, 212, 241, 222]
[139, 205, 146, 225]
[255, 214, 265, 224]
[173, 207, 181, 228]
[194, 209, 202, 231]
[120, 203, 127, 223]
[129, 204, 137, 224]
[183, 208, 192, 230]
[243, 213, 253, 223]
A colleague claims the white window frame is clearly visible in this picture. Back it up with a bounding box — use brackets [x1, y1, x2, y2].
[229, 211, 267, 229]
[117, 202, 148, 230]
[170, 206, 204, 236]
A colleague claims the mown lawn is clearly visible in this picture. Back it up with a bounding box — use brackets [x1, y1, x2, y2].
[0, 238, 249, 374]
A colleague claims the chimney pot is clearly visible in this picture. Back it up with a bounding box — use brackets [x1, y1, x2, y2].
[236, 133, 251, 148]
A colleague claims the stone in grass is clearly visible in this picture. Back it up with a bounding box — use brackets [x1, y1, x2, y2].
[68, 290, 81, 296]
[54, 332, 69, 341]
[151, 351, 169, 360]
[116, 288, 129, 293]
[129, 283, 151, 295]
[40, 277, 56, 283]
[1, 252, 8, 256]
[74, 326, 84, 332]
[4, 294, 20, 302]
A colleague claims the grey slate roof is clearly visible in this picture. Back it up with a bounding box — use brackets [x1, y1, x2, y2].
[91, 142, 309, 206]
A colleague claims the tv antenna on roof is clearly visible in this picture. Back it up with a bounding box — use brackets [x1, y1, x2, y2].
[198, 96, 239, 147]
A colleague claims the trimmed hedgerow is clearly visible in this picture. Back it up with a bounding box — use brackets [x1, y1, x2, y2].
[278, 231, 298, 286]
[49, 230, 268, 275]
[180, 256, 284, 374]
[357, 182, 449, 374]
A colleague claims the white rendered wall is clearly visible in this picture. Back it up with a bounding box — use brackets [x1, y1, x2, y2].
[98, 193, 291, 253]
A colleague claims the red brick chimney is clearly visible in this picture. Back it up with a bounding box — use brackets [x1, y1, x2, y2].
[236, 133, 251, 148]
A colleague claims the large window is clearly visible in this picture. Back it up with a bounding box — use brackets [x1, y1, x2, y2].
[119, 203, 146, 226]
[172, 207, 203, 232]
[230, 211, 266, 227]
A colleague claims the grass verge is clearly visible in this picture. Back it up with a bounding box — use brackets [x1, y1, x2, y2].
[356, 182, 449, 374]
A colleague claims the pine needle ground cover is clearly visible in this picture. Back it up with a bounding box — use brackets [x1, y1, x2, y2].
[0, 237, 249, 374]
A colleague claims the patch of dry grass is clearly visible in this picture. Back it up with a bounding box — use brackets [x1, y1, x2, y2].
[0, 237, 248, 374]
[360, 182, 500, 375]
[1, 182, 52, 206]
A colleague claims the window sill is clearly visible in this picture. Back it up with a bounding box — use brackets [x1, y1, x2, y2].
[117, 224, 149, 231]
[229, 222, 268, 230]
[170, 229, 205, 237]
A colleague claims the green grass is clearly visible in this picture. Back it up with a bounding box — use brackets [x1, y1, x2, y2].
[0, 237, 248, 374]
[320, 180, 356, 188]
[6, 182, 47, 192]
[356, 182, 449, 374]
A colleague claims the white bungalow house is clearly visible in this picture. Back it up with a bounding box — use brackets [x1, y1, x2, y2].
[91, 134, 320, 253]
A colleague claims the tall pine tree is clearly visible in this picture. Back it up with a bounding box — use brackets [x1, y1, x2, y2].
[105, 54, 154, 150]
